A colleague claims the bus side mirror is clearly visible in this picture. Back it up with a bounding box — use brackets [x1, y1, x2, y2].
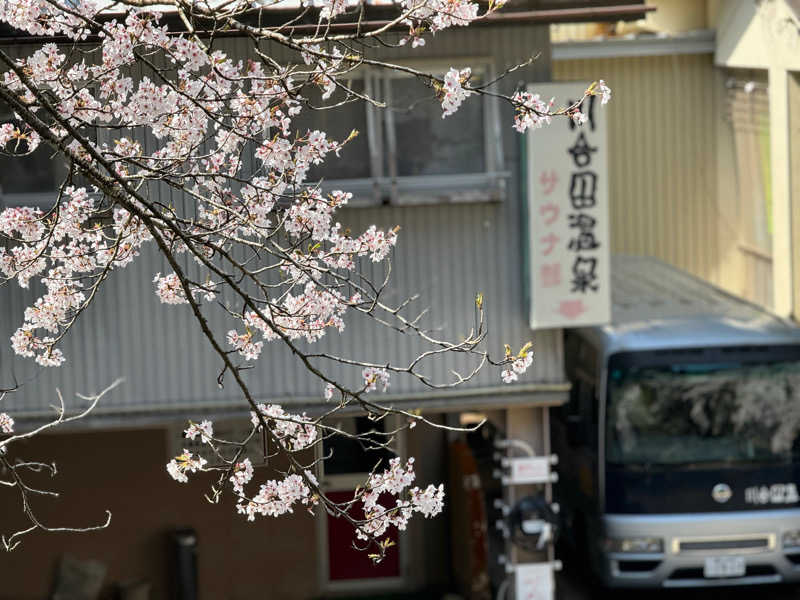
[566, 415, 587, 446]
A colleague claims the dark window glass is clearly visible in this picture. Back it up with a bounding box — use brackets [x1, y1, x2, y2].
[291, 80, 371, 181]
[389, 73, 486, 177]
[0, 110, 66, 194]
[323, 416, 394, 475]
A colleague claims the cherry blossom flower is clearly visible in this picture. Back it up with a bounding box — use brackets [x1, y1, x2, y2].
[511, 91, 553, 133]
[0, 412, 14, 434]
[512, 353, 533, 374]
[362, 367, 390, 392]
[230, 458, 254, 494]
[571, 111, 588, 125]
[501, 369, 518, 383]
[236, 473, 317, 521]
[440, 68, 471, 118]
[410, 483, 445, 517]
[595, 79, 612, 105]
[166, 450, 208, 483]
[250, 404, 318, 451]
[319, 0, 348, 21]
[153, 273, 189, 305]
[184, 420, 213, 442]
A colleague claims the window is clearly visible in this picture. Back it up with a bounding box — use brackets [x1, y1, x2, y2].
[315, 415, 408, 591]
[0, 100, 106, 209]
[0, 102, 68, 208]
[302, 60, 507, 206]
[723, 70, 772, 308]
[322, 415, 394, 475]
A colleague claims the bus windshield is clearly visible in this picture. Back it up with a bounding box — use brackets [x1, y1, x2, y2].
[606, 360, 800, 467]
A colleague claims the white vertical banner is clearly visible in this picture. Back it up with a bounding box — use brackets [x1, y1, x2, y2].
[515, 563, 555, 600]
[526, 82, 610, 329]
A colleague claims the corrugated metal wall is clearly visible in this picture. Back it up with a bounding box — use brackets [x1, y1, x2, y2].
[0, 25, 568, 423]
[553, 53, 739, 298]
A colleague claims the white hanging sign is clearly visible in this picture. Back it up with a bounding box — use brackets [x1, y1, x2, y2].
[505, 456, 552, 485]
[515, 562, 555, 600]
[526, 82, 611, 329]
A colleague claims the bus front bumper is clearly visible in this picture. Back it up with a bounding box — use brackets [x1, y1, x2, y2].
[599, 510, 800, 588]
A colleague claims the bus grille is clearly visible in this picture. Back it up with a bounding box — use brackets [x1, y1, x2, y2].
[676, 536, 773, 554]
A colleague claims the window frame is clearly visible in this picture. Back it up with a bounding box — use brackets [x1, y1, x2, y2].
[314, 414, 410, 593]
[313, 57, 508, 207]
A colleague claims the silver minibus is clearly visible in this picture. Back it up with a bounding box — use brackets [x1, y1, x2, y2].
[554, 256, 800, 588]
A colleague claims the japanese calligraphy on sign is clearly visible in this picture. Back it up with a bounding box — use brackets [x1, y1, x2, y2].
[526, 82, 610, 329]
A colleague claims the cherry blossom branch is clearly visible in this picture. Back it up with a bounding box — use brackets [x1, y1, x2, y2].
[0, 0, 610, 559]
[0, 380, 121, 551]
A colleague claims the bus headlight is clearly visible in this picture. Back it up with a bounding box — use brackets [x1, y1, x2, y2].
[605, 537, 664, 554]
[783, 530, 800, 549]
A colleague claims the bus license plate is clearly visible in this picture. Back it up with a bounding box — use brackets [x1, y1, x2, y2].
[704, 556, 746, 578]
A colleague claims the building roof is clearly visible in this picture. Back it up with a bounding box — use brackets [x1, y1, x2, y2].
[580, 255, 800, 356]
[0, 1, 653, 41]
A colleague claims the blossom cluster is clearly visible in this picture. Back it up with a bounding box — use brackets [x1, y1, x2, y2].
[398, 0, 479, 46]
[440, 68, 472, 118]
[511, 91, 554, 134]
[229, 458, 254, 494]
[166, 449, 207, 483]
[236, 472, 318, 521]
[250, 404, 318, 451]
[165, 416, 442, 545]
[0, 7, 403, 369]
[501, 352, 533, 384]
[0, 186, 147, 366]
[355, 457, 445, 541]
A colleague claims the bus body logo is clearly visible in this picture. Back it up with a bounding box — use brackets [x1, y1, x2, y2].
[712, 483, 732, 503]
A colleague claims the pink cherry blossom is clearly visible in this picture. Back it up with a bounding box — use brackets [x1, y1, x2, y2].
[440, 68, 471, 118]
[184, 420, 213, 442]
[0, 413, 14, 434]
[362, 367, 390, 392]
[596, 79, 612, 105]
[166, 449, 208, 483]
[229, 458, 254, 494]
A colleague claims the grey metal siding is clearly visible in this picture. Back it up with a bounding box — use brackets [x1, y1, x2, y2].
[0, 25, 567, 423]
